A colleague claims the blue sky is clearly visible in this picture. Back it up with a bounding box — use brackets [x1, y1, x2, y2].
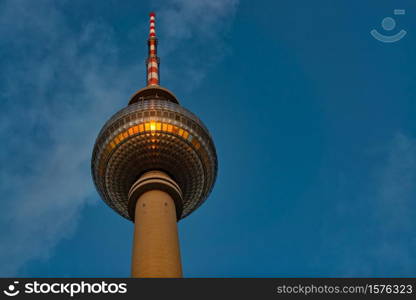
[1, 0, 416, 277]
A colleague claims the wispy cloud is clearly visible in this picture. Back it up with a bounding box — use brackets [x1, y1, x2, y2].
[368, 133, 416, 274]
[0, 0, 134, 276]
[154, 0, 239, 90]
[324, 133, 416, 276]
[0, 0, 238, 275]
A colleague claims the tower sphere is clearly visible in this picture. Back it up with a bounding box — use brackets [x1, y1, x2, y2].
[91, 86, 218, 220]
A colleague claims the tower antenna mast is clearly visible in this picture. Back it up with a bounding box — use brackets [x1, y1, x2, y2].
[147, 12, 159, 86]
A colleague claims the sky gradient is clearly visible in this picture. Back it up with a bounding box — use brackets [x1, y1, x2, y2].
[1, 0, 416, 277]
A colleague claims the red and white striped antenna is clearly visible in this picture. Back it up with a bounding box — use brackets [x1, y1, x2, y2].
[146, 12, 159, 86]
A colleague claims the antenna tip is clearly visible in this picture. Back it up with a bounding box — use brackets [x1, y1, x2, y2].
[149, 12, 156, 17]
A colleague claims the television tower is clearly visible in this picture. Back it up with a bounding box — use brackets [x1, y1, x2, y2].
[91, 12, 218, 278]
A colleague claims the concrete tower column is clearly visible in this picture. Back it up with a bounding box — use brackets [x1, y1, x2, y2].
[128, 171, 183, 278]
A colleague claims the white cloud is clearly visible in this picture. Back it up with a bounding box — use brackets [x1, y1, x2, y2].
[370, 133, 416, 272]
[0, 1, 132, 275]
[329, 133, 416, 276]
[154, 0, 239, 90]
[157, 0, 238, 42]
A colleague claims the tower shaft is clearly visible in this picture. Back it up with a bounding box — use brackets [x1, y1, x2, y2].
[130, 171, 183, 278]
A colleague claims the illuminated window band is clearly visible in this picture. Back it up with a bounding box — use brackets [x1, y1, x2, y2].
[97, 121, 202, 178]
[107, 121, 200, 151]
